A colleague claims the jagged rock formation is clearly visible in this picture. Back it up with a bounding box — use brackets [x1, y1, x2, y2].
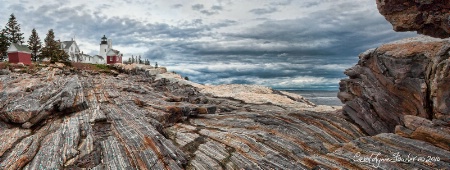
[1, 65, 449, 169]
[339, 36, 450, 135]
[376, 0, 450, 38]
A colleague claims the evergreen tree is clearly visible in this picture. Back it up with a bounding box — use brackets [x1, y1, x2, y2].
[128, 57, 132, 63]
[41, 29, 69, 64]
[41, 29, 57, 62]
[57, 48, 71, 65]
[27, 28, 42, 62]
[0, 30, 8, 61]
[4, 14, 24, 44]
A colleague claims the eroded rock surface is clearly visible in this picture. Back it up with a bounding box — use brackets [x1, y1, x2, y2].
[339, 36, 450, 135]
[377, 0, 450, 38]
[1, 64, 448, 169]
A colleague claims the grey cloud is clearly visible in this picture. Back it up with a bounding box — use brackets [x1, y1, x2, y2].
[270, 0, 293, 6]
[211, 5, 223, 11]
[249, 7, 278, 15]
[167, 61, 345, 89]
[193, 5, 224, 16]
[143, 47, 166, 60]
[172, 4, 183, 8]
[200, 10, 217, 16]
[11, 3, 224, 43]
[192, 4, 204, 11]
[161, 2, 415, 89]
[302, 2, 320, 7]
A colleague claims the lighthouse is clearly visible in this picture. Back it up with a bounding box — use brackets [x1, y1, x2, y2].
[99, 35, 109, 58]
[98, 35, 122, 65]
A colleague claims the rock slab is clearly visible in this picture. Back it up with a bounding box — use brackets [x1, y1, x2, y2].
[377, 0, 450, 38]
[339, 36, 450, 135]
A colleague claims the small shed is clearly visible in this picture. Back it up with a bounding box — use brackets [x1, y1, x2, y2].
[106, 49, 122, 64]
[7, 43, 32, 65]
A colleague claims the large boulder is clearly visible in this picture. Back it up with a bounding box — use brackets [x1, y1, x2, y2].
[0, 75, 88, 128]
[376, 0, 450, 38]
[339, 36, 450, 135]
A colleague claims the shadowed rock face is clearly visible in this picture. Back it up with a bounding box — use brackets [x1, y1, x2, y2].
[339, 36, 450, 135]
[376, 0, 450, 38]
[0, 65, 449, 169]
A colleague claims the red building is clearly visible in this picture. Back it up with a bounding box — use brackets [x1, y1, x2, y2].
[7, 43, 32, 65]
[106, 49, 122, 64]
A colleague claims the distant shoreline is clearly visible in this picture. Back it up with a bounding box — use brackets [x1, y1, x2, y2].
[276, 89, 339, 92]
[282, 89, 342, 106]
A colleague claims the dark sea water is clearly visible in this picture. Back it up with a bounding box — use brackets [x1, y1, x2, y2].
[283, 90, 342, 106]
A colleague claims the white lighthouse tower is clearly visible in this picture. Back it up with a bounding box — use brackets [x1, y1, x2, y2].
[99, 35, 109, 58]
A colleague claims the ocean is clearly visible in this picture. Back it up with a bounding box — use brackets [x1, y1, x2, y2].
[282, 90, 342, 106]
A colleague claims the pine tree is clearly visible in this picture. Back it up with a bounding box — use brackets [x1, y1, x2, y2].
[41, 29, 60, 63]
[0, 30, 8, 61]
[27, 28, 42, 62]
[4, 14, 24, 44]
[57, 48, 71, 65]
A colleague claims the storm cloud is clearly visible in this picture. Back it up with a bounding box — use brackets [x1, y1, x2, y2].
[1, 0, 415, 90]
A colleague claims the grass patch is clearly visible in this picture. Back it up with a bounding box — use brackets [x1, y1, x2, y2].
[71, 63, 113, 72]
[94, 64, 110, 70]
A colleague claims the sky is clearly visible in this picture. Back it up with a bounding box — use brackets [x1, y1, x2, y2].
[0, 0, 416, 90]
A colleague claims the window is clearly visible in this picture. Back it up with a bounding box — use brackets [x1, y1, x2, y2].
[110, 56, 112, 61]
[105, 49, 106, 52]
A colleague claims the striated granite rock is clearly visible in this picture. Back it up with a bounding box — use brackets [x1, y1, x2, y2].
[0, 72, 88, 128]
[339, 36, 450, 135]
[0, 64, 448, 169]
[395, 115, 450, 151]
[376, 0, 450, 38]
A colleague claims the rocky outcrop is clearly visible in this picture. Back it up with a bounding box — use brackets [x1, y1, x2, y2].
[0, 68, 88, 128]
[0, 76, 88, 128]
[1, 65, 449, 169]
[339, 36, 450, 135]
[376, 0, 450, 38]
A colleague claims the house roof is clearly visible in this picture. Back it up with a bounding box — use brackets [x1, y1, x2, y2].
[106, 49, 120, 56]
[8, 43, 31, 53]
[61, 41, 75, 49]
[94, 55, 104, 59]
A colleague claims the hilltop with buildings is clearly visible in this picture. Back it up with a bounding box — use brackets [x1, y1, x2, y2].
[0, 14, 147, 67]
